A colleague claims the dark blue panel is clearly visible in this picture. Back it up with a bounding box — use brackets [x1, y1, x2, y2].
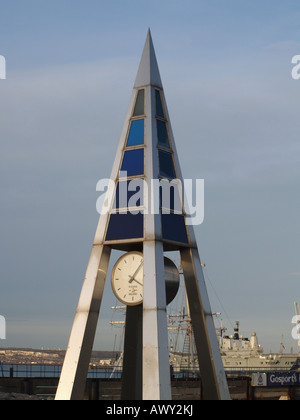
[159, 150, 176, 179]
[126, 119, 144, 147]
[155, 90, 164, 118]
[157, 120, 170, 148]
[113, 180, 144, 209]
[121, 149, 144, 177]
[106, 212, 144, 241]
[159, 181, 182, 213]
[161, 213, 188, 244]
[133, 90, 145, 116]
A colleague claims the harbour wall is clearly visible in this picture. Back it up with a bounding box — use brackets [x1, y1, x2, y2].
[0, 376, 300, 400]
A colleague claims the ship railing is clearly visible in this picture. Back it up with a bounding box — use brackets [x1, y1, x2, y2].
[224, 366, 293, 376]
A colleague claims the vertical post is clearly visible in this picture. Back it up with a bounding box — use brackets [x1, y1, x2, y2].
[55, 245, 111, 400]
[181, 247, 230, 400]
[142, 241, 171, 400]
[122, 305, 143, 400]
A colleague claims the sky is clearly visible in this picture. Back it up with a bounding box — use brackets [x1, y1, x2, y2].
[0, 0, 300, 354]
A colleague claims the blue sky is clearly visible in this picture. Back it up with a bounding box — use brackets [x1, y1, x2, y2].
[0, 0, 300, 353]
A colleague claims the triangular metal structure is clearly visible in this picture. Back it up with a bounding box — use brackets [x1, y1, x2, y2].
[55, 30, 230, 401]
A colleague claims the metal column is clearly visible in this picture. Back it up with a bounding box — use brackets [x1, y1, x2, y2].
[142, 240, 171, 400]
[55, 245, 111, 400]
[121, 305, 143, 400]
[181, 247, 231, 400]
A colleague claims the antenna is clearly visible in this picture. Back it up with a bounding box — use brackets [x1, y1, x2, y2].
[279, 334, 285, 354]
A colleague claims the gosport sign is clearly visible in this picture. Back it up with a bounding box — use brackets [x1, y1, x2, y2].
[253, 372, 300, 387]
[268, 373, 300, 387]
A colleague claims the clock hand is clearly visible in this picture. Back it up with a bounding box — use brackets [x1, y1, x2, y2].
[128, 260, 144, 284]
[130, 278, 143, 287]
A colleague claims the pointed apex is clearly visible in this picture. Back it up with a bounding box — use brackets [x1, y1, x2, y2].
[134, 31, 163, 89]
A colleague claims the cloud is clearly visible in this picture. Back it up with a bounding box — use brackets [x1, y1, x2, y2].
[158, 48, 300, 191]
[5, 317, 72, 348]
[0, 58, 138, 223]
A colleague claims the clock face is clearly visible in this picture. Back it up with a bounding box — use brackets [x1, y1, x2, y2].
[111, 252, 144, 306]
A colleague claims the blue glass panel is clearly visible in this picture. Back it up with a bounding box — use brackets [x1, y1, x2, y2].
[126, 119, 144, 147]
[121, 149, 144, 177]
[161, 213, 188, 244]
[106, 212, 144, 241]
[155, 90, 164, 118]
[157, 120, 170, 148]
[159, 150, 176, 179]
[113, 180, 144, 209]
[133, 90, 145, 116]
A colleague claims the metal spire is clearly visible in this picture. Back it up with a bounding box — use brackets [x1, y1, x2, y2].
[134, 29, 163, 89]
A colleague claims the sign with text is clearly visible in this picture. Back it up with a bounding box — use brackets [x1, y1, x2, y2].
[253, 372, 300, 387]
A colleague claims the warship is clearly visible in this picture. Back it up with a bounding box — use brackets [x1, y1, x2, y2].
[110, 305, 300, 375]
[110, 272, 300, 375]
[167, 272, 300, 374]
[220, 321, 299, 371]
[169, 319, 300, 374]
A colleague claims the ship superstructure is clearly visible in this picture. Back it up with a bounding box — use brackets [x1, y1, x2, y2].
[169, 319, 300, 374]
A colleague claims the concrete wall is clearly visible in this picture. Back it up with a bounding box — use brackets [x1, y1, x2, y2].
[0, 377, 299, 400]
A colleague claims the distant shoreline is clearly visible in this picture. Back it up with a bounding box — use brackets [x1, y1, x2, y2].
[0, 348, 119, 366]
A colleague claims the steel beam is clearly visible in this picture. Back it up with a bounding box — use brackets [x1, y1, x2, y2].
[121, 305, 143, 400]
[142, 240, 172, 400]
[181, 247, 231, 400]
[55, 245, 111, 400]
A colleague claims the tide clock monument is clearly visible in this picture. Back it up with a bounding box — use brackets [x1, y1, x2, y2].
[55, 30, 230, 401]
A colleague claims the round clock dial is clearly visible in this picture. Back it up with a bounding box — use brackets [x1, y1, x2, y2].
[111, 251, 144, 306]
